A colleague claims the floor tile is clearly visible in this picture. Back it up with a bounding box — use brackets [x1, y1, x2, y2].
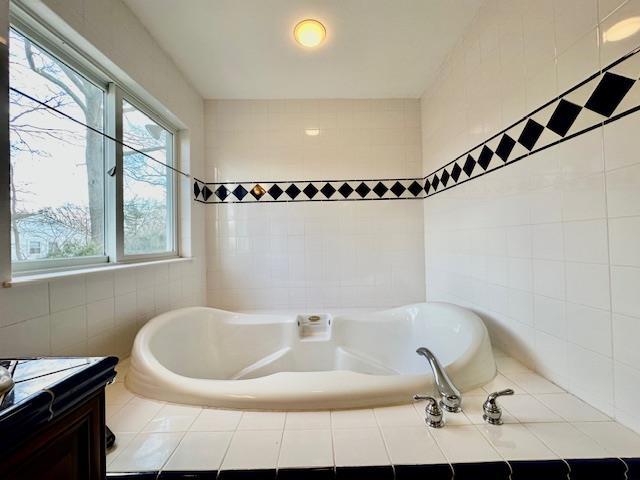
[500, 395, 563, 423]
[572, 421, 640, 457]
[109, 432, 183, 471]
[524, 422, 608, 459]
[495, 357, 532, 374]
[333, 427, 390, 467]
[109, 397, 165, 433]
[163, 431, 232, 471]
[381, 426, 447, 465]
[190, 408, 243, 431]
[106, 382, 135, 406]
[220, 430, 282, 470]
[477, 423, 557, 461]
[143, 404, 202, 433]
[285, 411, 331, 430]
[503, 372, 564, 394]
[374, 404, 423, 426]
[237, 411, 286, 430]
[106, 432, 136, 467]
[331, 409, 378, 429]
[431, 425, 502, 463]
[278, 429, 333, 468]
[535, 393, 610, 421]
[482, 373, 518, 394]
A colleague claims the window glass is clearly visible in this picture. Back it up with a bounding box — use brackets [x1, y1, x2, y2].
[9, 28, 105, 264]
[122, 100, 174, 255]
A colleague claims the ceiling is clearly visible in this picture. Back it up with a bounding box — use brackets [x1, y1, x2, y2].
[123, 0, 481, 99]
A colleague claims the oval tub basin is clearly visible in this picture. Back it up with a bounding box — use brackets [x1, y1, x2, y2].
[126, 302, 496, 410]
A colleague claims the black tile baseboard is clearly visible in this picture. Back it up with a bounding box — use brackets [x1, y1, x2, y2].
[566, 458, 627, 480]
[107, 457, 640, 480]
[509, 460, 570, 480]
[394, 463, 452, 480]
[335, 465, 394, 480]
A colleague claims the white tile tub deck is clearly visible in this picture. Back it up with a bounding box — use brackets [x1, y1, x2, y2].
[106, 349, 640, 474]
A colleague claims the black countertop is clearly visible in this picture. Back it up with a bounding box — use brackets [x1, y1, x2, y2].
[0, 356, 118, 450]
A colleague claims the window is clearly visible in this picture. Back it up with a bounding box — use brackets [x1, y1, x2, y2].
[122, 100, 174, 256]
[9, 28, 106, 268]
[28, 241, 41, 255]
[8, 25, 178, 274]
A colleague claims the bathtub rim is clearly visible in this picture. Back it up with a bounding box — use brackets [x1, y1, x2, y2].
[126, 302, 496, 410]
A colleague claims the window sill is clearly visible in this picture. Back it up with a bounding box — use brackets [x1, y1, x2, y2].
[5, 257, 193, 287]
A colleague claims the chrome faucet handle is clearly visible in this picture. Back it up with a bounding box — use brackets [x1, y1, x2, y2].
[482, 388, 514, 425]
[414, 394, 444, 428]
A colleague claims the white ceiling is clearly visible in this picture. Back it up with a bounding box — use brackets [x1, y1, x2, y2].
[123, 0, 481, 99]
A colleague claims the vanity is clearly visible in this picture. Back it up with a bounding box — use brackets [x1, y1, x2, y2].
[0, 356, 118, 480]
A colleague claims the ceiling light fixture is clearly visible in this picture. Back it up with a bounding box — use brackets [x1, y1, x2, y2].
[603, 16, 640, 42]
[294, 19, 326, 48]
[305, 128, 320, 136]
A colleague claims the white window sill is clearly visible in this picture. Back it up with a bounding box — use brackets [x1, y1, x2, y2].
[5, 257, 193, 287]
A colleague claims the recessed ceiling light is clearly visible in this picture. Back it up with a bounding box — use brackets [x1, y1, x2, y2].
[294, 19, 326, 48]
[305, 128, 320, 136]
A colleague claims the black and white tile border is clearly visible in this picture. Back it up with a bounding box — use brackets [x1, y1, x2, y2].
[194, 45, 640, 205]
[106, 457, 640, 480]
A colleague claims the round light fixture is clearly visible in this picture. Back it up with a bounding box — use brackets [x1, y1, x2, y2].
[294, 19, 326, 48]
[603, 17, 640, 42]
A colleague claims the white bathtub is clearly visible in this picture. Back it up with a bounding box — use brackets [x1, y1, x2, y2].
[126, 302, 496, 410]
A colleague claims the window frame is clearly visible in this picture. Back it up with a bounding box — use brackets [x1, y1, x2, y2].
[8, 12, 180, 276]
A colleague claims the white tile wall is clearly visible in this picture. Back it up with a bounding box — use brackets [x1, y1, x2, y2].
[205, 99, 425, 310]
[422, 0, 640, 433]
[0, 0, 207, 359]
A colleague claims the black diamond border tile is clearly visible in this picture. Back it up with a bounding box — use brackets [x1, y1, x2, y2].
[194, 47, 640, 205]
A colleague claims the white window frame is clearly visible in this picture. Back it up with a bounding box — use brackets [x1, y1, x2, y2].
[8, 10, 180, 276]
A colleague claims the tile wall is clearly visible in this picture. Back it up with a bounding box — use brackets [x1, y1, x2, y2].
[421, 0, 640, 432]
[0, 0, 207, 358]
[204, 99, 426, 310]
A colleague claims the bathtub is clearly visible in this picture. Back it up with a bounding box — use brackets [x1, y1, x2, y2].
[126, 302, 496, 410]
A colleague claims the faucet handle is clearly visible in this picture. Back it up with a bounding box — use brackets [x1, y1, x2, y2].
[482, 388, 514, 425]
[413, 394, 444, 428]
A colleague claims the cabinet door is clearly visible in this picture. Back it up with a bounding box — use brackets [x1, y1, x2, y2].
[0, 393, 106, 480]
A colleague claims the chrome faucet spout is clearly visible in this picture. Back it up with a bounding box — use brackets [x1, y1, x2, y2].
[416, 347, 462, 412]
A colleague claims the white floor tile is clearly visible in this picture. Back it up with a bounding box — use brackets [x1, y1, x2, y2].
[237, 411, 286, 430]
[524, 422, 608, 459]
[503, 372, 565, 394]
[106, 383, 135, 406]
[535, 393, 610, 421]
[190, 408, 243, 431]
[333, 427, 390, 466]
[431, 425, 502, 463]
[106, 432, 136, 467]
[278, 429, 333, 468]
[163, 431, 233, 471]
[331, 409, 378, 429]
[285, 411, 331, 430]
[221, 430, 282, 470]
[374, 404, 423, 427]
[495, 357, 532, 374]
[572, 421, 640, 457]
[482, 373, 518, 394]
[143, 404, 202, 432]
[109, 432, 183, 471]
[108, 397, 165, 433]
[500, 395, 563, 423]
[381, 426, 447, 465]
[477, 423, 558, 461]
